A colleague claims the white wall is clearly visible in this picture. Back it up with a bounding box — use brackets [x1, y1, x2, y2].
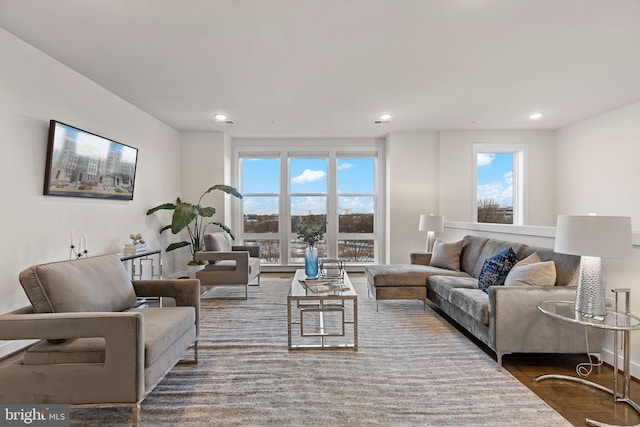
[556, 101, 640, 375]
[178, 132, 233, 265]
[0, 29, 182, 356]
[385, 131, 439, 263]
[439, 130, 557, 226]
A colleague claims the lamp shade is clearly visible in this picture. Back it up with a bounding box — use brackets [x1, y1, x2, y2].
[419, 214, 444, 232]
[554, 215, 632, 259]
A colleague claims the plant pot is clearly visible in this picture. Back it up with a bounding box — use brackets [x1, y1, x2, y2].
[187, 264, 205, 279]
[304, 245, 319, 280]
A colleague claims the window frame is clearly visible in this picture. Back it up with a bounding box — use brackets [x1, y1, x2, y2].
[235, 145, 383, 267]
[472, 144, 527, 226]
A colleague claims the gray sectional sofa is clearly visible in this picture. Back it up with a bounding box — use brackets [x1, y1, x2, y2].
[366, 235, 603, 366]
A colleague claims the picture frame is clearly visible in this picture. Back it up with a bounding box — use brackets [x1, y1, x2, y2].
[43, 120, 139, 201]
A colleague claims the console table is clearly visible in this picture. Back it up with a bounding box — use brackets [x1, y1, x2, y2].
[536, 294, 640, 427]
[120, 249, 162, 280]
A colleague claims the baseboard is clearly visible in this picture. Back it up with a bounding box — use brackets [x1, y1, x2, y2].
[601, 347, 640, 381]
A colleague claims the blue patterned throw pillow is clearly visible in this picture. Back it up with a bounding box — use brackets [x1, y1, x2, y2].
[478, 247, 518, 293]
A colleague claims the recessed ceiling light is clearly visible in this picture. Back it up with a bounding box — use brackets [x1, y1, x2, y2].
[379, 113, 392, 121]
[214, 114, 227, 121]
[529, 112, 544, 119]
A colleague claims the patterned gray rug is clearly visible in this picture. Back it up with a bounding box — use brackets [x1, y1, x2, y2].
[72, 273, 571, 426]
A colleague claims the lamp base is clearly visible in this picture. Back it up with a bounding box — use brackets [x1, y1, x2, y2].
[575, 256, 606, 319]
[426, 231, 435, 253]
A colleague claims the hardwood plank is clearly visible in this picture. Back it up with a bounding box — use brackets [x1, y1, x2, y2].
[504, 353, 640, 426]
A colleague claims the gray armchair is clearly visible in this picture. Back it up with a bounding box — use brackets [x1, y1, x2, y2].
[195, 232, 261, 299]
[0, 254, 199, 426]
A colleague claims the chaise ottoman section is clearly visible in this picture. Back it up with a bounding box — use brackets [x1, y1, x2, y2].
[365, 264, 470, 309]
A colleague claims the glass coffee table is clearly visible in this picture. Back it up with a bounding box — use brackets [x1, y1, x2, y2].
[287, 269, 358, 350]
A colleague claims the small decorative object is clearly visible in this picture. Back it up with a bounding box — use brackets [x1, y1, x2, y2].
[296, 218, 326, 280]
[124, 233, 147, 255]
[319, 259, 345, 279]
[304, 246, 319, 280]
[69, 230, 89, 259]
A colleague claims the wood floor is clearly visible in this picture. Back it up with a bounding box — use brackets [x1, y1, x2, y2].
[503, 353, 640, 426]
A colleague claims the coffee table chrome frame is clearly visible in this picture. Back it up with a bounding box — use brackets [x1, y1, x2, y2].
[287, 270, 358, 351]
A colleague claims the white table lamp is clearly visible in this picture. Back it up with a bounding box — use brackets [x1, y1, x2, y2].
[418, 214, 444, 253]
[554, 215, 632, 318]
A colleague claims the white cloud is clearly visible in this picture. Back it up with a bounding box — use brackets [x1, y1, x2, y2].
[291, 169, 326, 184]
[338, 162, 353, 170]
[339, 196, 374, 214]
[477, 181, 513, 207]
[291, 196, 325, 214]
[503, 171, 513, 186]
[477, 153, 495, 167]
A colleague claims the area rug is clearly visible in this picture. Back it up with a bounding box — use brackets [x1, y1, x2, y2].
[72, 273, 571, 426]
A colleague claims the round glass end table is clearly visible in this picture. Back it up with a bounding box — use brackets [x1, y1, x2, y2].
[536, 298, 640, 427]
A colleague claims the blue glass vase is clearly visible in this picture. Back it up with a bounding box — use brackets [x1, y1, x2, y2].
[305, 245, 319, 280]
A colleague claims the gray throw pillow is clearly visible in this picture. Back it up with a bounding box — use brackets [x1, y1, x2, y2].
[430, 239, 464, 271]
[505, 260, 557, 287]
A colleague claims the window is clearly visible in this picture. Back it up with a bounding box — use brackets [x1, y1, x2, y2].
[474, 145, 526, 225]
[237, 148, 381, 266]
[240, 156, 281, 263]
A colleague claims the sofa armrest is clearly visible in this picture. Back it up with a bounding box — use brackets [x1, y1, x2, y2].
[411, 252, 432, 266]
[232, 245, 260, 258]
[0, 311, 145, 401]
[490, 285, 602, 361]
[132, 279, 200, 336]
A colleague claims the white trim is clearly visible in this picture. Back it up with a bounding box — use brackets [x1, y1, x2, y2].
[446, 220, 640, 246]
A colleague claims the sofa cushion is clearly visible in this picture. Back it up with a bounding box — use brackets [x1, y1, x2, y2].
[427, 275, 478, 299]
[505, 260, 556, 287]
[459, 236, 490, 276]
[18, 254, 137, 314]
[471, 239, 527, 278]
[522, 245, 580, 286]
[447, 288, 490, 325]
[477, 247, 518, 293]
[430, 239, 464, 271]
[204, 232, 232, 252]
[23, 307, 196, 366]
[366, 264, 469, 287]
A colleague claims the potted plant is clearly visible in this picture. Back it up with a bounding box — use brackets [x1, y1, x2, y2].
[146, 185, 242, 275]
[295, 218, 325, 279]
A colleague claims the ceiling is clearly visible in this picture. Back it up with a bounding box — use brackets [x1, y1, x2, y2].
[1, 0, 640, 138]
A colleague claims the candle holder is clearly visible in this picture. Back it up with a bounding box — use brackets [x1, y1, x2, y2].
[69, 245, 89, 260]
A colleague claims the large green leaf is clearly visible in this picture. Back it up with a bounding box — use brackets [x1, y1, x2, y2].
[171, 202, 199, 233]
[166, 241, 190, 252]
[146, 202, 176, 215]
[200, 184, 242, 201]
[197, 206, 215, 217]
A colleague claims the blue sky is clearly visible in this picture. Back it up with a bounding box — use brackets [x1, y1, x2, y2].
[241, 157, 375, 215]
[477, 152, 513, 207]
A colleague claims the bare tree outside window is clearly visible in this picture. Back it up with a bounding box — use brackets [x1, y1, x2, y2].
[477, 198, 513, 224]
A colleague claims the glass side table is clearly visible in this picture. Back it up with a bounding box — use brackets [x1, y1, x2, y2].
[536, 292, 640, 427]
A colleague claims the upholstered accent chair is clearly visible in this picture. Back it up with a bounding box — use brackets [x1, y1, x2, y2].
[0, 254, 200, 426]
[195, 232, 261, 300]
